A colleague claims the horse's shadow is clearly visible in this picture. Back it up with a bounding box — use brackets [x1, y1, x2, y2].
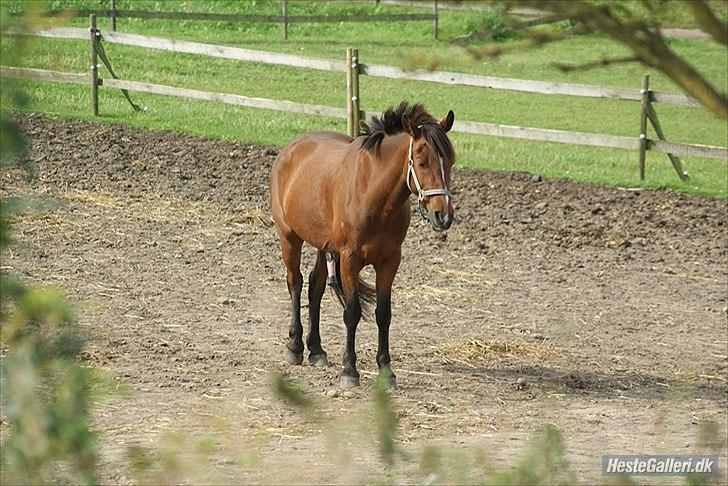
[445, 363, 728, 404]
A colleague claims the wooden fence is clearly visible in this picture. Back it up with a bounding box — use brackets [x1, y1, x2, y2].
[24, 0, 440, 40]
[2, 20, 726, 182]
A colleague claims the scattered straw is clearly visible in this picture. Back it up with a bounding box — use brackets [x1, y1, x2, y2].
[231, 208, 273, 228]
[64, 189, 123, 208]
[437, 338, 569, 368]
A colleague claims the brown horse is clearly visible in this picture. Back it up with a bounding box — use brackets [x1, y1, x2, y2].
[269, 102, 455, 389]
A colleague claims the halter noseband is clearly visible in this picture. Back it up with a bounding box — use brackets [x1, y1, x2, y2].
[407, 136, 453, 211]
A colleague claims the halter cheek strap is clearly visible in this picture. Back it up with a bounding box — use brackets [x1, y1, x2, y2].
[406, 137, 453, 205]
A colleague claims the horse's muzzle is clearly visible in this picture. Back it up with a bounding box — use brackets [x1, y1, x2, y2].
[430, 210, 453, 231]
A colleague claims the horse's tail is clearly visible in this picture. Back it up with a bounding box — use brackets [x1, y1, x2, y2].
[330, 260, 376, 321]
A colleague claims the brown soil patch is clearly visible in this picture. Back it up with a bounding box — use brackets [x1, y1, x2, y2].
[2, 113, 726, 484]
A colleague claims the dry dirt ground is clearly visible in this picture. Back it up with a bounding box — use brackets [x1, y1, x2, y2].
[2, 113, 727, 484]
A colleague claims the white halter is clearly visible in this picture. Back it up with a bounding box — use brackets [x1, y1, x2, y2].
[406, 137, 452, 205]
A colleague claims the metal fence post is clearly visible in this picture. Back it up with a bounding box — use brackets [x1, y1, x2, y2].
[638, 74, 649, 180]
[282, 0, 288, 40]
[90, 14, 99, 116]
[346, 48, 360, 138]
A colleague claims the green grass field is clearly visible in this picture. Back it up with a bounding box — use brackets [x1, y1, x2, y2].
[1, 0, 726, 196]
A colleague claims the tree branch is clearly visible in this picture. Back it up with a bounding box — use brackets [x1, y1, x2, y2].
[684, 0, 728, 45]
[531, 0, 728, 119]
[461, 28, 578, 60]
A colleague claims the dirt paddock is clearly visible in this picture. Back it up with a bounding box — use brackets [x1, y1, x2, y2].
[2, 114, 726, 483]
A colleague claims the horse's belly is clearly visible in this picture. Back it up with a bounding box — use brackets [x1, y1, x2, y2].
[282, 179, 332, 249]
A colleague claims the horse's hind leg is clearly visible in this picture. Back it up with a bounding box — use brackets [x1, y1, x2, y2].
[279, 232, 304, 365]
[306, 250, 328, 367]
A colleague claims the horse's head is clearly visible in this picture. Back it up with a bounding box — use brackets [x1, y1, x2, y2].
[402, 110, 456, 231]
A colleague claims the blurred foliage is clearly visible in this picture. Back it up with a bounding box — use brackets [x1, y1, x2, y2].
[488, 424, 576, 485]
[373, 369, 398, 466]
[0, 123, 98, 486]
[460, 7, 529, 42]
[270, 372, 577, 484]
[268, 372, 720, 484]
[271, 372, 315, 412]
[0, 16, 99, 485]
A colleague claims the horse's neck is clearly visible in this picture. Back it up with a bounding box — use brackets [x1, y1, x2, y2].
[355, 134, 411, 217]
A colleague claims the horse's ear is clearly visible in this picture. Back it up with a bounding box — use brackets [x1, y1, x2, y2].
[440, 110, 455, 133]
[402, 114, 422, 139]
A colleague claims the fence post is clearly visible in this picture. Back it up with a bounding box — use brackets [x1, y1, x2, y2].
[346, 48, 360, 138]
[90, 14, 99, 116]
[433, 0, 438, 40]
[282, 0, 288, 41]
[110, 0, 117, 31]
[638, 74, 649, 180]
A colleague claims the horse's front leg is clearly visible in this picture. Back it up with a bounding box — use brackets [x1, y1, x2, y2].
[374, 251, 401, 389]
[339, 252, 364, 389]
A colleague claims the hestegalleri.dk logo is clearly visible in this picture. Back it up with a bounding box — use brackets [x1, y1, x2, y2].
[602, 455, 719, 476]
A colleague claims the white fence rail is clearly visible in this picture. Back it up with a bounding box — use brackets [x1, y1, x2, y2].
[1, 24, 726, 175]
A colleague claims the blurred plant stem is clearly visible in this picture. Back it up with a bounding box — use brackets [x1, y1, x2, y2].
[1, 9, 99, 484]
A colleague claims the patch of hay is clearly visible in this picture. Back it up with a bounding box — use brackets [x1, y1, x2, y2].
[63, 189, 122, 208]
[437, 338, 568, 368]
[398, 284, 492, 309]
[13, 211, 67, 226]
[64, 189, 215, 222]
[230, 208, 273, 228]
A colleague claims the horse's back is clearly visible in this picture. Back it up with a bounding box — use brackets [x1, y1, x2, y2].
[271, 131, 352, 181]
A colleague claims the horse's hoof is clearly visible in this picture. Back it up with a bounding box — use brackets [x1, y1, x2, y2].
[284, 348, 304, 365]
[309, 353, 329, 367]
[340, 375, 360, 389]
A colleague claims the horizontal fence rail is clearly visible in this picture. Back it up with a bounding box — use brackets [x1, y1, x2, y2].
[0, 65, 89, 85]
[2, 26, 88, 40]
[451, 120, 727, 159]
[5, 27, 347, 72]
[650, 140, 728, 160]
[361, 63, 694, 105]
[3, 27, 701, 107]
[451, 119, 638, 150]
[102, 78, 348, 118]
[31, 9, 437, 23]
[2, 65, 726, 161]
[102, 30, 348, 72]
[1, 24, 726, 176]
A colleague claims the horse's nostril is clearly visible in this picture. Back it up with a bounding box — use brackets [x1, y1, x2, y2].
[444, 212, 453, 227]
[434, 211, 443, 225]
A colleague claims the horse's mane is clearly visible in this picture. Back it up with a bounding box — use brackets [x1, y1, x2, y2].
[360, 101, 454, 162]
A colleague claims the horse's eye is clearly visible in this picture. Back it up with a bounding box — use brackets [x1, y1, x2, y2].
[418, 158, 428, 168]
